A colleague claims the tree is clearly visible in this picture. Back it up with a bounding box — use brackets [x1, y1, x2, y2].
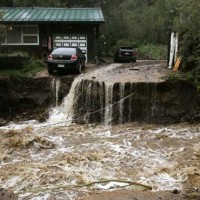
[0, 11, 6, 40]
[174, 0, 200, 70]
[0, 0, 13, 6]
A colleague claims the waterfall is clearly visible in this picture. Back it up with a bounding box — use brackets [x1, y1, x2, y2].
[119, 83, 125, 124]
[85, 82, 92, 123]
[48, 77, 82, 125]
[86, 82, 92, 114]
[99, 82, 105, 122]
[51, 78, 61, 107]
[48, 78, 159, 125]
[48, 79, 139, 125]
[128, 83, 133, 122]
[104, 83, 113, 125]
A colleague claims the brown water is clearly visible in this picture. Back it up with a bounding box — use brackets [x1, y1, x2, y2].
[0, 122, 200, 199]
[0, 62, 199, 199]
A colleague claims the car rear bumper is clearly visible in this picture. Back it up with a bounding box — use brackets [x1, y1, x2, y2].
[47, 60, 77, 71]
[116, 56, 136, 62]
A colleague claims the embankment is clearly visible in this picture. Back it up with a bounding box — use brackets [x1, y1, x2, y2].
[0, 74, 200, 125]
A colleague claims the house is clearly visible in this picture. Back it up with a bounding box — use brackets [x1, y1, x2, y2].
[0, 7, 104, 62]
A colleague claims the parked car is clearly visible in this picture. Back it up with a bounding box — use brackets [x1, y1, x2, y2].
[47, 47, 86, 74]
[114, 47, 137, 63]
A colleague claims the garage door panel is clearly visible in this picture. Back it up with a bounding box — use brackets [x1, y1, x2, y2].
[71, 42, 78, 47]
[63, 42, 70, 47]
[54, 34, 87, 62]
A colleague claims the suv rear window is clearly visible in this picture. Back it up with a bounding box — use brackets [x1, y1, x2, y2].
[120, 47, 133, 50]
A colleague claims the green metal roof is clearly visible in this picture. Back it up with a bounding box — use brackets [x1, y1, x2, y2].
[0, 7, 104, 23]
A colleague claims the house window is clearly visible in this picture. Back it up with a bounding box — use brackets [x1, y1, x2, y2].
[1, 25, 39, 45]
[7, 26, 21, 43]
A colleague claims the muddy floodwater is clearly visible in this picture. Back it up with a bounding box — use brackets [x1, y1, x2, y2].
[0, 121, 200, 199]
[0, 61, 200, 199]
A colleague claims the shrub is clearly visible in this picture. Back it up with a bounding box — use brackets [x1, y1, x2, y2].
[23, 57, 45, 75]
[137, 44, 168, 60]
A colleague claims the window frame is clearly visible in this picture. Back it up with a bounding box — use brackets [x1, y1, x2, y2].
[1, 25, 39, 45]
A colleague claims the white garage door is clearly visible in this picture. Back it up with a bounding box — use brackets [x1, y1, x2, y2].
[53, 35, 87, 62]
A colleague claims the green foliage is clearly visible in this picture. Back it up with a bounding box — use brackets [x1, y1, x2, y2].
[0, 10, 6, 38]
[102, 0, 172, 53]
[9, 0, 102, 7]
[12, 0, 64, 7]
[23, 57, 45, 75]
[166, 65, 200, 92]
[137, 44, 168, 60]
[174, 0, 200, 71]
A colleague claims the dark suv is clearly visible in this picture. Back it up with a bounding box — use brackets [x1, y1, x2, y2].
[114, 47, 137, 63]
[47, 47, 86, 74]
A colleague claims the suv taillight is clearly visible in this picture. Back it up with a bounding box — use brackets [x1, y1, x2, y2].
[71, 54, 77, 60]
[48, 54, 53, 60]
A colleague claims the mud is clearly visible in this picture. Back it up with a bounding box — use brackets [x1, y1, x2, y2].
[84, 60, 169, 83]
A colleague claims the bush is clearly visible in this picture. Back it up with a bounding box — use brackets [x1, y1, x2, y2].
[23, 57, 45, 75]
[137, 44, 168, 60]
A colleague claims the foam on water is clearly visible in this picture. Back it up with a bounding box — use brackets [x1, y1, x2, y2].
[96, 181, 130, 190]
[140, 173, 182, 191]
[0, 123, 199, 199]
[47, 77, 83, 125]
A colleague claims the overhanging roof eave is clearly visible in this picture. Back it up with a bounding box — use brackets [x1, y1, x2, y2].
[1, 20, 105, 25]
[0, 7, 105, 23]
